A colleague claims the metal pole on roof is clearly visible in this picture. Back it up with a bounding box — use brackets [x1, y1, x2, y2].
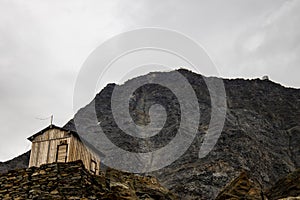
[35, 115, 53, 126]
[51, 115, 53, 126]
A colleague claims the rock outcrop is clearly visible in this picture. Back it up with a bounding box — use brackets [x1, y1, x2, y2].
[0, 160, 177, 199]
[215, 171, 264, 200]
[266, 168, 300, 200]
[214, 168, 300, 200]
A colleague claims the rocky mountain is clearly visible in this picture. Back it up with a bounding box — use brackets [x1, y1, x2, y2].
[1, 69, 299, 199]
[63, 69, 300, 199]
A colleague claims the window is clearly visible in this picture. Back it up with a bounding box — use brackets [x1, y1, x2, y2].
[56, 144, 68, 163]
[90, 159, 97, 174]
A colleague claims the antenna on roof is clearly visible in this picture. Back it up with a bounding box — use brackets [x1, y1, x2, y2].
[50, 115, 53, 126]
[35, 115, 53, 127]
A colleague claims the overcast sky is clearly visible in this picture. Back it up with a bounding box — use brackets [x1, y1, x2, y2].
[0, 0, 299, 161]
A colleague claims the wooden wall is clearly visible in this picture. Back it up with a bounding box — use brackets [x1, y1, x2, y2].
[68, 135, 101, 175]
[29, 128, 71, 168]
[29, 128, 101, 175]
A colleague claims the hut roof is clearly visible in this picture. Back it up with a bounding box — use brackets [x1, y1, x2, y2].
[27, 124, 79, 142]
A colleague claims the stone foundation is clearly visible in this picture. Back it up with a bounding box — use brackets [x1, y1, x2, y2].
[0, 161, 176, 200]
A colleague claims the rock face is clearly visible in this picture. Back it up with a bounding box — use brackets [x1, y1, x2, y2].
[0, 151, 30, 174]
[215, 171, 265, 200]
[266, 168, 300, 200]
[1, 69, 300, 199]
[215, 169, 300, 200]
[63, 69, 300, 199]
[0, 160, 177, 199]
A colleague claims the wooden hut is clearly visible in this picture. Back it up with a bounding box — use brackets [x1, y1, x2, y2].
[28, 125, 101, 175]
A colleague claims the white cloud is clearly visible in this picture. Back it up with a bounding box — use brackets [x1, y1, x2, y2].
[0, 0, 126, 161]
[0, 0, 298, 161]
[231, 0, 300, 87]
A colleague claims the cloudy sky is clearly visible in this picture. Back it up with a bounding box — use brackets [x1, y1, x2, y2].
[0, 0, 299, 161]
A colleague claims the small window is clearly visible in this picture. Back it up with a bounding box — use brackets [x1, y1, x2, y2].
[90, 160, 97, 174]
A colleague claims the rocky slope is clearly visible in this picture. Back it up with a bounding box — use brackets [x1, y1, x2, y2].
[63, 69, 300, 199]
[1, 69, 299, 199]
[266, 168, 300, 200]
[0, 151, 30, 174]
[0, 160, 177, 199]
[215, 169, 300, 200]
[215, 171, 265, 200]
